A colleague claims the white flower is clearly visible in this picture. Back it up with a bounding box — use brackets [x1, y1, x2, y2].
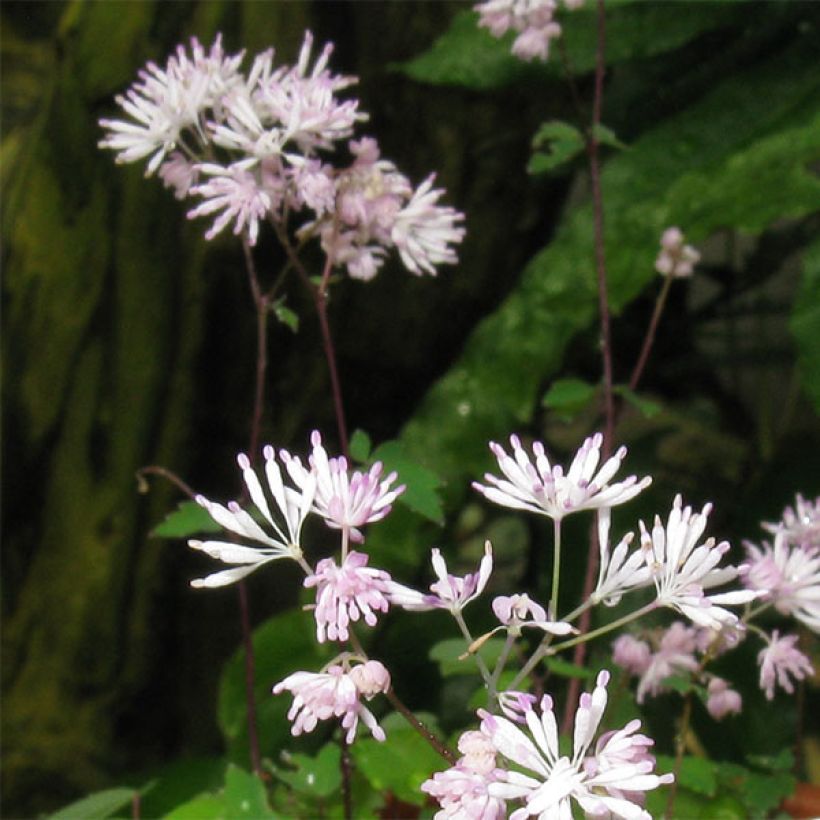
[188, 447, 315, 588]
[187, 159, 272, 245]
[389, 542, 494, 614]
[492, 594, 574, 636]
[742, 533, 820, 632]
[655, 227, 700, 278]
[482, 671, 673, 819]
[280, 430, 405, 543]
[473, 433, 651, 522]
[592, 508, 653, 606]
[390, 175, 466, 276]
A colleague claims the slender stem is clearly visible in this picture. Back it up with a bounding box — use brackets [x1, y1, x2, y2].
[341, 525, 350, 563]
[243, 238, 269, 462]
[339, 735, 353, 820]
[628, 272, 674, 391]
[545, 601, 657, 656]
[384, 687, 457, 764]
[488, 632, 517, 703]
[549, 518, 562, 620]
[135, 465, 196, 500]
[567, 0, 611, 728]
[454, 609, 492, 683]
[131, 792, 140, 820]
[664, 693, 693, 819]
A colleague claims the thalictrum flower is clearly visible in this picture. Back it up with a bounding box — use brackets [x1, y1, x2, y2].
[757, 631, 814, 700]
[492, 594, 574, 636]
[473, 433, 651, 522]
[705, 677, 742, 720]
[642, 495, 756, 629]
[273, 659, 390, 743]
[481, 671, 673, 819]
[304, 551, 393, 642]
[592, 508, 652, 606]
[188, 446, 315, 588]
[281, 430, 405, 543]
[388, 542, 493, 614]
[762, 493, 820, 547]
[655, 227, 700, 278]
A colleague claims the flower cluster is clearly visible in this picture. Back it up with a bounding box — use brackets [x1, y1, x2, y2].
[100, 33, 464, 278]
[655, 226, 700, 278]
[475, 0, 585, 62]
[424, 671, 673, 819]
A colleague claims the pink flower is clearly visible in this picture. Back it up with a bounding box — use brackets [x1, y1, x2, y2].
[188, 447, 315, 588]
[281, 431, 405, 543]
[187, 159, 272, 245]
[273, 660, 390, 743]
[705, 677, 742, 720]
[642, 495, 757, 629]
[497, 691, 538, 724]
[388, 542, 493, 614]
[492, 594, 574, 636]
[473, 433, 651, 522]
[612, 634, 652, 677]
[655, 227, 700, 278]
[304, 551, 393, 642]
[634, 622, 699, 703]
[481, 671, 673, 819]
[758, 631, 814, 700]
[158, 152, 199, 199]
[742, 534, 820, 632]
[422, 764, 507, 819]
[390, 175, 466, 276]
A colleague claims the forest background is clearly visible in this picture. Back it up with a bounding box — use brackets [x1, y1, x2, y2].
[2, 0, 819, 816]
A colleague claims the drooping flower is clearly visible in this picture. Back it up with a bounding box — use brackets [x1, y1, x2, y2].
[481, 671, 673, 819]
[757, 631, 814, 700]
[612, 634, 652, 678]
[475, 0, 583, 63]
[633, 622, 700, 704]
[304, 550, 393, 642]
[705, 677, 742, 720]
[655, 227, 700, 278]
[422, 730, 508, 819]
[188, 447, 315, 588]
[473, 433, 651, 522]
[388, 542, 493, 614]
[281, 430, 405, 543]
[273, 659, 390, 743]
[742, 533, 820, 632]
[641, 495, 757, 629]
[762, 494, 820, 547]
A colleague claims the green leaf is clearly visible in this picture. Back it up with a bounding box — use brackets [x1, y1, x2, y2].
[661, 673, 699, 697]
[49, 788, 137, 820]
[528, 121, 585, 175]
[746, 749, 794, 772]
[613, 385, 662, 418]
[165, 765, 275, 820]
[542, 378, 598, 420]
[370, 440, 444, 524]
[218, 609, 326, 764]
[351, 717, 445, 805]
[151, 501, 222, 539]
[791, 238, 820, 413]
[349, 428, 372, 463]
[429, 637, 506, 677]
[165, 794, 225, 820]
[592, 123, 628, 151]
[656, 755, 717, 797]
[272, 299, 299, 333]
[136, 757, 226, 819]
[274, 744, 341, 798]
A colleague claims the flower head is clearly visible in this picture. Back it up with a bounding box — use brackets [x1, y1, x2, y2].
[742, 533, 820, 632]
[762, 494, 820, 547]
[641, 495, 757, 629]
[655, 227, 700, 278]
[281, 431, 405, 543]
[388, 542, 493, 614]
[592, 508, 653, 606]
[304, 551, 393, 642]
[492, 593, 574, 636]
[757, 631, 814, 700]
[473, 433, 651, 522]
[273, 659, 390, 743]
[188, 447, 315, 588]
[705, 677, 742, 720]
[480, 671, 673, 819]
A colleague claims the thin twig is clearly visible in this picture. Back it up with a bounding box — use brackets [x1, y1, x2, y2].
[135, 465, 196, 500]
[339, 736, 353, 820]
[243, 238, 269, 463]
[628, 273, 674, 391]
[664, 693, 692, 819]
[238, 579, 262, 775]
[385, 688, 457, 764]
